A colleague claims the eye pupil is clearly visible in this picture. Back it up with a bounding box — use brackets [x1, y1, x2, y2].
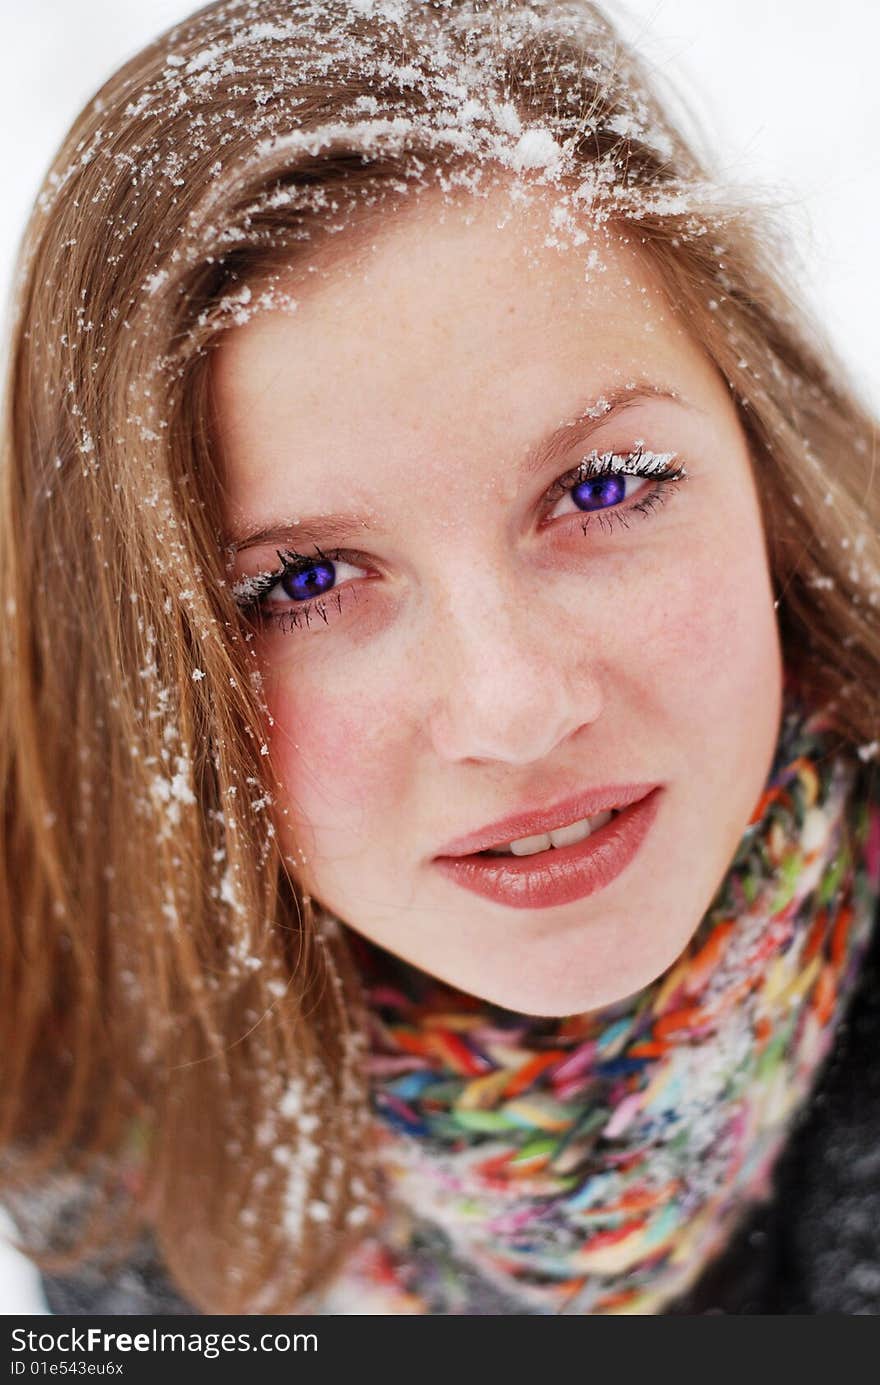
[282, 559, 335, 601]
[571, 474, 627, 512]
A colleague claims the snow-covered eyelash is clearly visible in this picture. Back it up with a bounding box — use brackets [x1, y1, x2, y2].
[231, 447, 688, 627]
[546, 447, 687, 536]
[231, 544, 339, 607]
[574, 447, 680, 479]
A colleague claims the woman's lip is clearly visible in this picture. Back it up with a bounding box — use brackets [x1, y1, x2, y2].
[435, 782, 661, 858]
[432, 787, 663, 910]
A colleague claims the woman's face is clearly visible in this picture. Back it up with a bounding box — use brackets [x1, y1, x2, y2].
[213, 183, 783, 1015]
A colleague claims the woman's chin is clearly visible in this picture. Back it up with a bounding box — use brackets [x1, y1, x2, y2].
[448, 951, 678, 1019]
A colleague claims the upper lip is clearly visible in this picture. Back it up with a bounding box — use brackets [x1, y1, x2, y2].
[434, 783, 661, 858]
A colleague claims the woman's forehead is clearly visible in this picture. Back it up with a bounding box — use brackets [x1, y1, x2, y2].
[210, 182, 717, 454]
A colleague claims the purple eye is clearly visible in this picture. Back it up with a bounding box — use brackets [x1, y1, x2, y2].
[232, 547, 370, 635]
[545, 450, 685, 528]
[570, 474, 627, 512]
[280, 558, 336, 601]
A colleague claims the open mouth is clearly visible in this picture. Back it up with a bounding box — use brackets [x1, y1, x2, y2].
[433, 789, 662, 910]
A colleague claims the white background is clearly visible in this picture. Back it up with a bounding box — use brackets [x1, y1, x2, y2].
[1, 0, 878, 1315]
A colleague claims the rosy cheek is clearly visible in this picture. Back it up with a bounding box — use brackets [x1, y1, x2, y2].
[626, 528, 777, 713]
[264, 675, 401, 837]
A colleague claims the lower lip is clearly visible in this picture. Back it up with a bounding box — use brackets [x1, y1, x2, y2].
[432, 788, 663, 910]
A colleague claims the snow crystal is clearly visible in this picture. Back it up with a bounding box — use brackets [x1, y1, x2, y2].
[149, 753, 197, 835]
[185, 44, 229, 76]
[161, 891, 179, 929]
[510, 128, 563, 173]
[278, 1079, 304, 1120]
[168, 768, 196, 805]
[346, 1204, 371, 1227]
[347, 0, 408, 19]
[219, 864, 246, 916]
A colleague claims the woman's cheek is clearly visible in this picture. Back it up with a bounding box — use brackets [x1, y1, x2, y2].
[264, 673, 406, 841]
[625, 527, 778, 717]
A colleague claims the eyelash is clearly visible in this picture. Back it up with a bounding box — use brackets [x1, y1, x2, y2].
[232, 448, 688, 635]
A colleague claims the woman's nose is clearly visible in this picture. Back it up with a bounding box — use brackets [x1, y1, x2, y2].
[424, 574, 603, 765]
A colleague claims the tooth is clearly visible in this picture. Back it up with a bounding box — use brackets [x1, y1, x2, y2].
[548, 818, 592, 848]
[485, 809, 619, 858]
[509, 832, 552, 856]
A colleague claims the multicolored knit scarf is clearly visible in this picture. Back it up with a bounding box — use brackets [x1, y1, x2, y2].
[308, 686, 880, 1314]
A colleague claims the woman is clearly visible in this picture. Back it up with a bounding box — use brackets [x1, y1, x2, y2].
[1, 0, 878, 1315]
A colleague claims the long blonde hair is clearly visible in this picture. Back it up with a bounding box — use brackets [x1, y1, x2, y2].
[1, 0, 877, 1314]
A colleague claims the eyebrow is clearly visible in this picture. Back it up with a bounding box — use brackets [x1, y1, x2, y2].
[224, 384, 683, 554]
